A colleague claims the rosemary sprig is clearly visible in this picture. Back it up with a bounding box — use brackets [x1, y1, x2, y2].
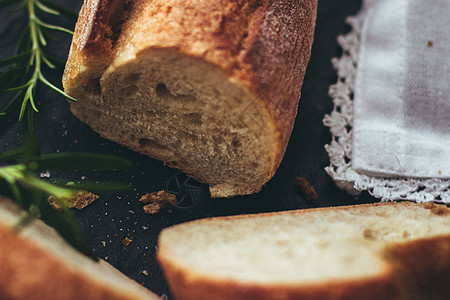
[0, 136, 132, 260]
[0, 0, 76, 124]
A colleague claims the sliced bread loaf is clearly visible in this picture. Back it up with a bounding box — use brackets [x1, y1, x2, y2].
[0, 197, 160, 300]
[62, 0, 318, 198]
[157, 202, 450, 300]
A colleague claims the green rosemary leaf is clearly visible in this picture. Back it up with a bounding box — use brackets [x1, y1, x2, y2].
[39, 74, 76, 101]
[41, 48, 66, 66]
[18, 86, 32, 121]
[26, 176, 77, 199]
[0, 68, 24, 92]
[35, 153, 132, 171]
[0, 51, 31, 68]
[16, 27, 31, 55]
[37, 24, 47, 46]
[35, 0, 59, 15]
[0, 148, 23, 162]
[1, 89, 25, 114]
[41, 53, 56, 69]
[35, 17, 74, 35]
[39, 0, 78, 21]
[6, 81, 32, 92]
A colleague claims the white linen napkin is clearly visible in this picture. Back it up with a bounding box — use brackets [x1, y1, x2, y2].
[352, 0, 450, 178]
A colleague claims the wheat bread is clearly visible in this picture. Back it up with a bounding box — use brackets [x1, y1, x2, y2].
[62, 0, 318, 198]
[0, 197, 160, 300]
[157, 202, 450, 300]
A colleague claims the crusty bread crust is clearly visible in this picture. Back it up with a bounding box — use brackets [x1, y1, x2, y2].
[159, 257, 401, 300]
[0, 198, 159, 300]
[157, 202, 450, 300]
[63, 0, 318, 198]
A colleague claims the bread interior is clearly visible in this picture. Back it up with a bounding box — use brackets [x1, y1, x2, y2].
[158, 203, 450, 284]
[70, 49, 277, 197]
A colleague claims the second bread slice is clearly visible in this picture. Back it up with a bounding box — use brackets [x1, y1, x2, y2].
[157, 202, 450, 300]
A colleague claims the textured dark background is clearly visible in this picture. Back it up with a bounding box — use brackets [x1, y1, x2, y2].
[1, 0, 370, 298]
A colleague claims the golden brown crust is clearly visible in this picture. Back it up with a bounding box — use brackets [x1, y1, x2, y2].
[63, 0, 318, 195]
[115, 0, 317, 176]
[157, 202, 450, 300]
[0, 198, 159, 300]
[158, 253, 402, 300]
[63, 0, 132, 89]
[384, 236, 450, 300]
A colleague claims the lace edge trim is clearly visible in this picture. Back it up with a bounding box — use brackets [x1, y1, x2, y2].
[323, 3, 450, 204]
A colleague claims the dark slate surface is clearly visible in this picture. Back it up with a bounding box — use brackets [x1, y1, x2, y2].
[1, 1, 371, 298]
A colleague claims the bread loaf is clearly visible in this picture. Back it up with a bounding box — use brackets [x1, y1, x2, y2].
[63, 0, 318, 198]
[0, 197, 160, 300]
[157, 202, 450, 300]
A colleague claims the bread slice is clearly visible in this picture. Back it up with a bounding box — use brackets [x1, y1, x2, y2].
[157, 202, 450, 300]
[0, 197, 160, 300]
[62, 0, 318, 198]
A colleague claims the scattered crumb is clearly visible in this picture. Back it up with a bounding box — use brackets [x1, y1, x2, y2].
[427, 40, 433, 47]
[295, 177, 319, 202]
[40, 171, 51, 178]
[141, 270, 149, 276]
[48, 191, 99, 211]
[140, 190, 177, 204]
[142, 226, 149, 230]
[122, 237, 133, 247]
[143, 203, 163, 214]
[101, 241, 106, 247]
[140, 190, 177, 214]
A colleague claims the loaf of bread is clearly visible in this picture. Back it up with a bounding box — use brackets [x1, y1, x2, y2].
[0, 197, 160, 300]
[157, 202, 450, 300]
[62, 0, 318, 198]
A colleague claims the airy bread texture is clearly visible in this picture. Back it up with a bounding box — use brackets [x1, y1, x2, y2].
[0, 197, 160, 300]
[63, 0, 318, 198]
[157, 202, 450, 300]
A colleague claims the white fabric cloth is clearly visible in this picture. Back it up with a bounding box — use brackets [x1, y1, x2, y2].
[324, 0, 450, 203]
[353, 0, 450, 178]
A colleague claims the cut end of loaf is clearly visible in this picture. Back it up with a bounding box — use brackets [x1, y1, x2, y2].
[69, 49, 279, 198]
[157, 202, 450, 300]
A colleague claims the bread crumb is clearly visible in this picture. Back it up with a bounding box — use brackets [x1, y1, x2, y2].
[48, 191, 99, 211]
[427, 40, 433, 47]
[141, 270, 149, 276]
[143, 203, 162, 214]
[295, 177, 319, 202]
[122, 237, 133, 247]
[140, 190, 177, 214]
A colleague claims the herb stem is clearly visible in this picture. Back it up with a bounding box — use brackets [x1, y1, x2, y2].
[1, 0, 76, 123]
